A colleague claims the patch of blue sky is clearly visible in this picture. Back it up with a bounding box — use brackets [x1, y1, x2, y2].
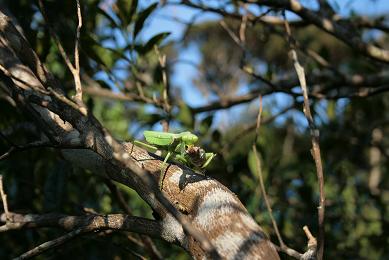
[333, 0, 389, 16]
[171, 44, 206, 107]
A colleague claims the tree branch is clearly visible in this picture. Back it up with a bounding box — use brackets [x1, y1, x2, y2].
[1, 211, 164, 259]
[252, 0, 389, 63]
[0, 212, 163, 236]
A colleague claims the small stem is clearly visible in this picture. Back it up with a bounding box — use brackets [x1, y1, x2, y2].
[284, 14, 325, 260]
[0, 175, 9, 220]
[252, 96, 285, 247]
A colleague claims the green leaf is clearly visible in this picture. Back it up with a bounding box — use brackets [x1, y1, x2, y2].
[137, 32, 170, 55]
[97, 7, 120, 28]
[127, 0, 138, 27]
[116, 0, 138, 27]
[133, 2, 158, 39]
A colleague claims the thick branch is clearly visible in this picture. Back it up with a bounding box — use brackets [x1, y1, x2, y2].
[0, 212, 162, 236]
[1, 212, 164, 259]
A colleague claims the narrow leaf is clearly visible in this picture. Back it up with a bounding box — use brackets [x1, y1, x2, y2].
[133, 2, 158, 39]
[138, 32, 170, 55]
[127, 0, 138, 26]
[97, 7, 120, 28]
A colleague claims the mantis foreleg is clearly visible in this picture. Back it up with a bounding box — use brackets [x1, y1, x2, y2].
[202, 153, 216, 168]
[159, 151, 172, 190]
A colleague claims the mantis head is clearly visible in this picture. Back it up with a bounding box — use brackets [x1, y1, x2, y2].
[181, 133, 198, 145]
[185, 146, 206, 166]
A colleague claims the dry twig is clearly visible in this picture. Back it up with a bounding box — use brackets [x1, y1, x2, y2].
[154, 46, 171, 131]
[252, 96, 284, 246]
[284, 14, 325, 260]
[14, 228, 83, 259]
[301, 226, 317, 260]
[252, 97, 308, 259]
[0, 176, 9, 219]
[73, 0, 83, 104]
[38, 0, 85, 113]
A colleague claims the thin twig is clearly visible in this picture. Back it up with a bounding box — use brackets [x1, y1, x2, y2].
[252, 97, 308, 260]
[272, 243, 302, 259]
[154, 46, 171, 131]
[73, 0, 83, 104]
[0, 146, 15, 161]
[301, 226, 317, 260]
[0, 176, 9, 219]
[38, 0, 74, 76]
[239, 5, 248, 44]
[252, 96, 284, 247]
[0, 139, 82, 161]
[220, 20, 244, 49]
[14, 228, 83, 260]
[38, 0, 86, 113]
[284, 14, 325, 260]
[303, 225, 317, 249]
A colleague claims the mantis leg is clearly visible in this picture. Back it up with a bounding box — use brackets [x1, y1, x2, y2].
[174, 141, 186, 155]
[159, 151, 172, 190]
[201, 153, 216, 168]
[174, 153, 188, 165]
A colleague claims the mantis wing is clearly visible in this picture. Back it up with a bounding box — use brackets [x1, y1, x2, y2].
[143, 131, 176, 146]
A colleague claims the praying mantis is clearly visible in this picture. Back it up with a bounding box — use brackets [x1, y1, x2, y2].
[134, 131, 216, 189]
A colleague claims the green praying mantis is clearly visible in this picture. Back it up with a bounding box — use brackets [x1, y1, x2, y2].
[134, 131, 216, 189]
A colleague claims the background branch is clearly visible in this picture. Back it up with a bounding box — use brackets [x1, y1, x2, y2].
[284, 15, 325, 260]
